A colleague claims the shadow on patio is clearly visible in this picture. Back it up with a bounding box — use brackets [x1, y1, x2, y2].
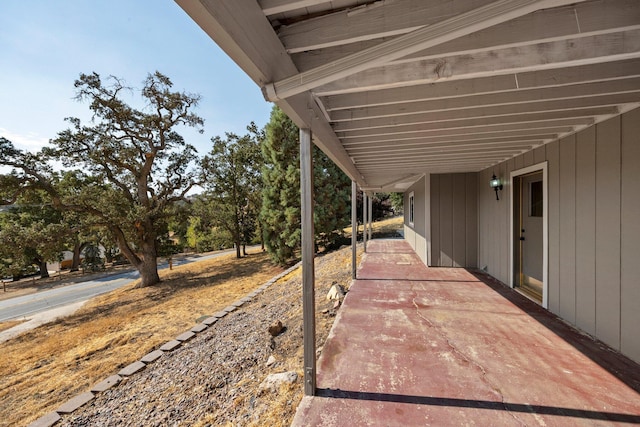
[292, 239, 640, 426]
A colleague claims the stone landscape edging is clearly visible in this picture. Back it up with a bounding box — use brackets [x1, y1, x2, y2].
[27, 261, 302, 427]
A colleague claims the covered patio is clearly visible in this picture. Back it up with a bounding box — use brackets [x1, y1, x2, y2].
[175, 0, 640, 419]
[292, 239, 640, 426]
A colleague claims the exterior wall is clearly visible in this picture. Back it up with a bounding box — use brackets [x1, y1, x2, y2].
[403, 176, 428, 265]
[430, 173, 478, 268]
[478, 108, 640, 363]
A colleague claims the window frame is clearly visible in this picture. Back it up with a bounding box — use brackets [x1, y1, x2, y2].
[408, 191, 415, 227]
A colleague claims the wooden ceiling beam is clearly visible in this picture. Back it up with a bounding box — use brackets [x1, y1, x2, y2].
[359, 162, 494, 171]
[329, 79, 640, 121]
[345, 136, 549, 153]
[337, 117, 595, 139]
[350, 145, 539, 160]
[334, 109, 608, 134]
[292, 0, 640, 70]
[322, 58, 640, 112]
[331, 95, 637, 132]
[341, 127, 573, 145]
[278, 0, 487, 53]
[323, 59, 640, 110]
[259, 0, 331, 16]
[315, 29, 640, 96]
[355, 152, 515, 165]
[264, 0, 590, 101]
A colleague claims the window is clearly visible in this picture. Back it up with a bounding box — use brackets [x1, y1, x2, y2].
[530, 181, 543, 217]
[408, 192, 415, 226]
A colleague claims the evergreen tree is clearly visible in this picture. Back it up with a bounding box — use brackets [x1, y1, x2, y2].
[355, 192, 395, 224]
[389, 192, 404, 214]
[313, 146, 351, 250]
[260, 106, 351, 264]
[260, 106, 300, 264]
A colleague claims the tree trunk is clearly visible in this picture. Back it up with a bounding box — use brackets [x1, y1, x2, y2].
[137, 256, 160, 287]
[135, 240, 160, 287]
[242, 244, 247, 256]
[235, 241, 241, 259]
[39, 260, 49, 279]
[110, 224, 160, 288]
[70, 241, 86, 272]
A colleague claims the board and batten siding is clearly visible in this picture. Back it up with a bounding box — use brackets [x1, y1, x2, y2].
[429, 173, 478, 268]
[403, 176, 429, 265]
[478, 107, 640, 363]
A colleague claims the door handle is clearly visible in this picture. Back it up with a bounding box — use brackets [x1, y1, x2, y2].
[519, 237, 525, 241]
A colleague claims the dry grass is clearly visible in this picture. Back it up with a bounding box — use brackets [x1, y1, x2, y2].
[344, 214, 403, 238]
[0, 249, 281, 427]
[0, 319, 24, 333]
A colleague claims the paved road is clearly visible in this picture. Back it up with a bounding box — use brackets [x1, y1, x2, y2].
[0, 249, 236, 322]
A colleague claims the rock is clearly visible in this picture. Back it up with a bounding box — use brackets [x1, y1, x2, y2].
[266, 355, 276, 366]
[268, 320, 284, 336]
[259, 371, 298, 392]
[326, 283, 345, 301]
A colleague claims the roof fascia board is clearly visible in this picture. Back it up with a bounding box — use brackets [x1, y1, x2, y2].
[175, 0, 297, 85]
[175, 0, 364, 185]
[276, 93, 368, 185]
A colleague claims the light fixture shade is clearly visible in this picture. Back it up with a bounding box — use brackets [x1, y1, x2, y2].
[489, 174, 501, 189]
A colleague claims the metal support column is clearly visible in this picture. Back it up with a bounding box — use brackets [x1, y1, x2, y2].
[363, 192, 368, 252]
[368, 193, 373, 241]
[351, 181, 357, 279]
[300, 128, 316, 396]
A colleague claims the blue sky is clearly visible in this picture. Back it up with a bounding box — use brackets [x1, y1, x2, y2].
[0, 0, 273, 155]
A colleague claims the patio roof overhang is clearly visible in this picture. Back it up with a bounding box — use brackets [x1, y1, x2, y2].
[176, 0, 640, 192]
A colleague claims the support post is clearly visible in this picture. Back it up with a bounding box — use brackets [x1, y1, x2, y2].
[300, 128, 316, 396]
[363, 192, 368, 252]
[352, 181, 357, 279]
[368, 193, 373, 241]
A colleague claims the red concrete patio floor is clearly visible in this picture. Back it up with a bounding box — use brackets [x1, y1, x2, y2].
[291, 239, 640, 426]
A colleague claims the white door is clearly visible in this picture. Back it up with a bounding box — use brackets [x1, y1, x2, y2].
[515, 171, 544, 301]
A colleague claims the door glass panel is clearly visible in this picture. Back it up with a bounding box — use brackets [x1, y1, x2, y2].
[529, 180, 543, 217]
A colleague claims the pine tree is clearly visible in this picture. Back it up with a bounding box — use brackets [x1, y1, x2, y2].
[260, 106, 300, 264]
[260, 106, 351, 265]
[313, 146, 351, 250]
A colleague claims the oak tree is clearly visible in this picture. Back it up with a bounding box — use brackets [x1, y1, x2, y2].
[0, 72, 203, 287]
[200, 126, 262, 258]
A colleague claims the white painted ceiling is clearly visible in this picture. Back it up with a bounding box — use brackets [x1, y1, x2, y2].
[177, 0, 640, 191]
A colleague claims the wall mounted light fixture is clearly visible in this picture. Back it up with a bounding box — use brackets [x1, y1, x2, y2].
[490, 174, 503, 200]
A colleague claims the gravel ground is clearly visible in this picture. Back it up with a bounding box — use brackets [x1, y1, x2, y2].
[58, 245, 358, 426]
